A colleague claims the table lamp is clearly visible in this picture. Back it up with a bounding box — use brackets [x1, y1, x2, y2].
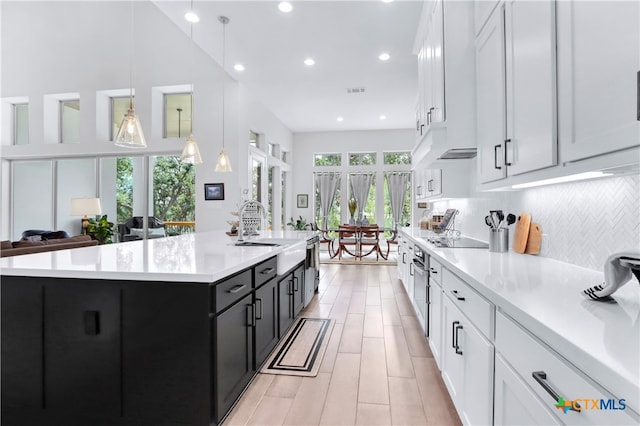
[70, 197, 102, 235]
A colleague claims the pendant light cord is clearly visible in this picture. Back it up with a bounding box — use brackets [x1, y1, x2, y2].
[190, 0, 195, 135]
[221, 18, 226, 150]
[129, 0, 134, 108]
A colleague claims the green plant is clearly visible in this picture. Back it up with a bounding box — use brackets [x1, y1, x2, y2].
[87, 215, 115, 244]
[287, 216, 309, 231]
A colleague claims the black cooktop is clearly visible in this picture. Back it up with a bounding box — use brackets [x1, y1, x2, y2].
[427, 236, 489, 249]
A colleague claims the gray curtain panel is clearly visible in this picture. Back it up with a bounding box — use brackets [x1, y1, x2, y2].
[315, 172, 341, 230]
[386, 172, 410, 230]
[349, 172, 374, 221]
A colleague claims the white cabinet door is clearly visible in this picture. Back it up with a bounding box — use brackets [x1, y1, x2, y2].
[425, 169, 442, 198]
[460, 311, 494, 426]
[428, 280, 443, 368]
[441, 296, 464, 408]
[476, 5, 508, 184]
[504, 0, 557, 176]
[428, 0, 445, 124]
[494, 354, 559, 425]
[558, 0, 640, 162]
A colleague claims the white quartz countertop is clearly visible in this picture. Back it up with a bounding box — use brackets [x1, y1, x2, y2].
[0, 230, 317, 283]
[400, 227, 640, 415]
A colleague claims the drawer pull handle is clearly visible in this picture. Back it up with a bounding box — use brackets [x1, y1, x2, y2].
[452, 320, 459, 349]
[450, 290, 465, 301]
[228, 284, 247, 294]
[430, 268, 438, 274]
[260, 267, 275, 275]
[84, 310, 100, 336]
[454, 324, 463, 355]
[532, 371, 581, 411]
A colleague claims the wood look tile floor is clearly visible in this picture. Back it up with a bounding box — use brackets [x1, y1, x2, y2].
[224, 263, 462, 426]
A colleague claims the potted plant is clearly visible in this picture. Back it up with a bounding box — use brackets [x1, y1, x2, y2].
[87, 214, 115, 244]
[287, 216, 309, 231]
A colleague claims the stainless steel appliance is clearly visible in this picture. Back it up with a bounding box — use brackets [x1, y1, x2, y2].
[304, 235, 320, 306]
[413, 246, 429, 333]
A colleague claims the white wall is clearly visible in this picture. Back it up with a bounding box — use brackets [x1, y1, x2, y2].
[0, 1, 293, 235]
[292, 129, 414, 225]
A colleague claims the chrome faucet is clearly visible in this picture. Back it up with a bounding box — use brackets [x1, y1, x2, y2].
[237, 200, 267, 242]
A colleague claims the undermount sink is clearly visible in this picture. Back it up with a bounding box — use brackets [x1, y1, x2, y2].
[231, 238, 306, 274]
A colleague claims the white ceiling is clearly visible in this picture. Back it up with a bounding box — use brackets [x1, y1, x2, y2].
[153, 1, 423, 133]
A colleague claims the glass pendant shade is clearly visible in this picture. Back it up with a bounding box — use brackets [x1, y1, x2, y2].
[215, 148, 232, 172]
[115, 106, 147, 148]
[181, 134, 203, 164]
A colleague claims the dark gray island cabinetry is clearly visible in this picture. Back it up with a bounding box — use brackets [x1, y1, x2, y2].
[1, 256, 280, 426]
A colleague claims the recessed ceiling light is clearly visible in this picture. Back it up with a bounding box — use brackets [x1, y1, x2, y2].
[304, 58, 315, 66]
[379, 52, 390, 61]
[278, 2, 293, 13]
[184, 11, 200, 23]
[234, 64, 245, 72]
[381, 0, 394, 3]
[379, 115, 387, 120]
[337, 117, 344, 122]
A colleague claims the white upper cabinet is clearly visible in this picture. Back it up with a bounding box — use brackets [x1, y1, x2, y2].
[412, 0, 476, 169]
[476, 0, 557, 184]
[557, 0, 640, 163]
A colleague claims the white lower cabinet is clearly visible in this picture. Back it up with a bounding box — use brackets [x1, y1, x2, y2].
[496, 311, 638, 425]
[428, 277, 443, 368]
[495, 353, 559, 425]
[442, 291, 494, 425]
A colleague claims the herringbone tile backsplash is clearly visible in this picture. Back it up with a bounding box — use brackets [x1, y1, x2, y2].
[431, 174, 640, 271]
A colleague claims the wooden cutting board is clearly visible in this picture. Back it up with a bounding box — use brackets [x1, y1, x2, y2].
[513, 213, 531, 254]
[525, 222, 542, 255]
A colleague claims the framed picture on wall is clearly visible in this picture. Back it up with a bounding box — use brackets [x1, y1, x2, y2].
[297, 194, 309, 208]
[204, 183, 225, 200]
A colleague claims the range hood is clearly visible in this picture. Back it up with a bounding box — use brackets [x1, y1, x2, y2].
[438, 148, 477, 159]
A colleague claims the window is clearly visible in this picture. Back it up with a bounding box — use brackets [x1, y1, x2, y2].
[268, 167, 274, 229]
[151, 156, 196, 236]
[110, 97, 131, 141]
[281, 170, 287, 230]
[383, 151, 412, 165]
[13, 103, 28, 145]
[164, 93, 191, 138]
[349, 152, 376, 166]
[252, 159, 262, 202]
[281, 150, 288, 163]
[348, 174, 376, 224]
[249, 130, 258, 147]
[60, 100, 80, 143]
[268, 143, 275, 157]
[314, 153, 341, 166]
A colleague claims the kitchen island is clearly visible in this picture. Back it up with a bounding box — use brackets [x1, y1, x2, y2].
[0, 230, 317, 426]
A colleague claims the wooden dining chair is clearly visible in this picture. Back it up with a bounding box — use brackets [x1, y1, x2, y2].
[337, 225, 359, 259]
[359, 225, 381, 260]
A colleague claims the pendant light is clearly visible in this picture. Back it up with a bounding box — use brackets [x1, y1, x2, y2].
[215, 16, 232, 172]
[181, 1, 203, 164]
[115, 0, 147, 148]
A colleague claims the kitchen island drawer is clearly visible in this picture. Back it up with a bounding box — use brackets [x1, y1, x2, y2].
[495, 311, 638, 425]
[442, 268, 493, 340]
[254, 257, 277, 288]
[213, 269, 253, 313]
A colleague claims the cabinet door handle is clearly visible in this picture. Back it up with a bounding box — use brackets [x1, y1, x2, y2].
[246, 304, 256, 327]
[532, 371, 581, 411]
[402, 253, 406, 264]
[427, 179, 433, 192]
[417, 186, 423, 196]
[451, 320, 459, 349]
[454, 324, 463, 355]
[256, 298, 263, 320]
[426, 110, 432, 125]
[429, 268, 437, 274]
[450, 290, 465, 301]
[420, 124, 425, 135]
[84, 310, 100, 336]
[637, 70, 639, 121]
[428, 107, 435, 124]
[260, 267, 274, 275]
[228, 284, 246, 294]
[494, 144, 502, 170]
[293, 276, 299, 292]
[409, 262, 414, 276]
[504, 139, 512, 166]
